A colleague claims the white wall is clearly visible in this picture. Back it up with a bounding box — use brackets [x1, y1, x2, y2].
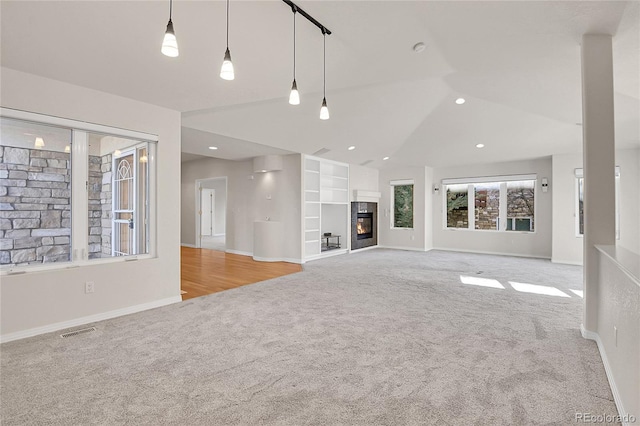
[181, 154, 302, 261]
[0, 68, 181, 339]
[349, 164, 379, 201]
[201, 178, 227, 235]
[552, 148, 640, 264]
[378, 166, 428, 251]
[432, 157, 553, 258]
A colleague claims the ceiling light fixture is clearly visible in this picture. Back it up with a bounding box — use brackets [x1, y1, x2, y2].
[348, 146, 355, 151]
[288, 8, 300, 105]
[64, 145, 71, 154]
[476, 143, 485, 148]
[455, 98, 466, 105]
[319, 30, 330, 120]
[34, 137, 45, 149]
[161, 0, 179, 57]
[383, 156, 389, 160]
[114, 149, 121, 157]
[220, 0, 235, 81]
[208, 146, 218, 150]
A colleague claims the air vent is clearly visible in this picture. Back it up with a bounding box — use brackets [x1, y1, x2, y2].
[360, 160, 373, 166]
[313, 148, 330, 156]
[60, 327, 96, 338]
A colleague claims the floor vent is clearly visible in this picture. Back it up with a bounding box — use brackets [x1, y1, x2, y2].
[60, 327, 96, 338]
[313, 148, 330, 156]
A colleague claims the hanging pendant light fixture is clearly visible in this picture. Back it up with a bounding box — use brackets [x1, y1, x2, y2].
[319, 31, 330, 120]
[161, 0, 179, 57]
[220, 0, 235, 80]
[288, 8, 300, 105]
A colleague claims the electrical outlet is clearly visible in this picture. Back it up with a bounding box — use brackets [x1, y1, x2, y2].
[85, 281, 95, 294]
[614, 326, 617, 347]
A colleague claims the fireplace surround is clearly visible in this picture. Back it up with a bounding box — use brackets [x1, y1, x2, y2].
[351, 202, 377, 250]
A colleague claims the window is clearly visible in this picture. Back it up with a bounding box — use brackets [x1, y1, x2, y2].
[391, 180, 414, 228]
[446, 184, 469, 228]
[575, 168, 620, 238]
[442, 174, 536, 232]
[1, 109, 156, 271]
[0, 117, 72, 266]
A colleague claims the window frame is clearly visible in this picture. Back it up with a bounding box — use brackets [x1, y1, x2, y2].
[390, 179, 414, 230]
[574, 167, 620, 239]
[0, 107, 158, 275]
[441, 174, 537, 233]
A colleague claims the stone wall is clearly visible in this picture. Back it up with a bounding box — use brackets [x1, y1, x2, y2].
[87, 154, 113, 259]
[475, 188, 500, 230]
[0, 146, 71, 265]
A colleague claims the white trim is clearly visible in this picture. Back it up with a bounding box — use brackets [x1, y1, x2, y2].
[1, 107, 158, 142]
[304, 248, 348, 262]
[551, 259, 583, 266]
[214, 233, 226, 237]
[350, 245, 379, 253]
[0, 296, 182, 344]
[390, 179, 414, 186]
[580, 326, 632, 426]
[225, 249, 253, 257]
[574, 166, 620, 178]
[252, 256, 303, 264]
[432, 247, 550, 259]
[181, 243, 196, 248]
[442, 174, 537, 185]
[378, 245, 430, 252]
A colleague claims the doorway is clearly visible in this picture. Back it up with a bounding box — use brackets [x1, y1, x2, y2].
[195, 177, 227, 251]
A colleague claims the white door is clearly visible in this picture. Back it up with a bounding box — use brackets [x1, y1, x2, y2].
[200, 189, 214, 237]
[112, 150, 136, 256]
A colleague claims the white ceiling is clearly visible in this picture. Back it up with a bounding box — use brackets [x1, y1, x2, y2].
[1, 1, 638, 168]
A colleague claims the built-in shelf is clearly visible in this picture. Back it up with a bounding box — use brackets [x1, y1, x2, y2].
[303, 155, 350, 260]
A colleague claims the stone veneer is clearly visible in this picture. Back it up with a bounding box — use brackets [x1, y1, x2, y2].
[0, 145, 113, 266]
[0, 146, 72, 265]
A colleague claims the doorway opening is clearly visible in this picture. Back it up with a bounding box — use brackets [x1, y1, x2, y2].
[195, 177, 227, 251]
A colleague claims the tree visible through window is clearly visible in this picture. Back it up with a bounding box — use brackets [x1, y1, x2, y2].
[392, 183, 413, 228]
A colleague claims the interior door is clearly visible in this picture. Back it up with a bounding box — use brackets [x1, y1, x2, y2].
[201, 189, 214, 237]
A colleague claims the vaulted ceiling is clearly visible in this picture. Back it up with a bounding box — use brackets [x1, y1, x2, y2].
[1, 1, 638, 168]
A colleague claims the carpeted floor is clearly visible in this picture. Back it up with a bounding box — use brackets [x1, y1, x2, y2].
[0, 249, 618, 425]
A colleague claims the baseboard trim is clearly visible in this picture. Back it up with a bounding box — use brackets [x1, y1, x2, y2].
[252, 256, 303, 264]
[581, 325, 632, 426]
[432, 247, 550, 259]
[378, 245, 429, 252]
[225, 249, 253, 257]
[552, 258, 583, 266]
[350, 245, 379, 253]
[0, 296, 182, 344]
[181, 243, 196, 248]
[213, 233, 226, 237]
[304, 249, 349, 262]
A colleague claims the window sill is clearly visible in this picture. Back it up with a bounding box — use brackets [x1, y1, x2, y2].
[1, 254, 155, 277]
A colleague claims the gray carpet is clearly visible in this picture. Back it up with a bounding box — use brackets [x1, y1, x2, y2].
[1, 249, 618, 425]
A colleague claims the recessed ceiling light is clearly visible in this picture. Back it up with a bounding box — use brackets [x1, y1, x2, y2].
[413, 42, 426, 53]
[348, 146, 356, 151]
[208, 146, 218, 150]
[476, 143, 485, 148]
[455, 98, 466, 105]
[383, 157, 389, 161]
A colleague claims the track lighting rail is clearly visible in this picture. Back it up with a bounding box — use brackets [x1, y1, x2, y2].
[282, 0, 331, 35]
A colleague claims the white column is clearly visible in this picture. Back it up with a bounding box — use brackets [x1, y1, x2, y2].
[581, 34, 616, 333]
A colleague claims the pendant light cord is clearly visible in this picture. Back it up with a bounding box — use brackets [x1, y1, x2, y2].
[293, 11, 296, 79]
[226, 0, 230, 48]
[169, 0, 172, 20]
[323, 32, 326, 97]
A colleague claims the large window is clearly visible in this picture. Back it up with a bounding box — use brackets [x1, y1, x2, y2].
[391, 180, 414, 229]
[1, 109, 156, 271]
[575, 168, 620, 238]
[443, 174, 536, 232]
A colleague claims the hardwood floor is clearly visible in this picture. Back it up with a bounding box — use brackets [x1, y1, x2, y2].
[180, 246, 303, 300]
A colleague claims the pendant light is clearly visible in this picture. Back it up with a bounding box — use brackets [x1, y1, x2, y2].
[288, 9, 300, 105]
[161, 0, 179, 57]
[220, 0, 235, 80]
[319, 31, 330, 120]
